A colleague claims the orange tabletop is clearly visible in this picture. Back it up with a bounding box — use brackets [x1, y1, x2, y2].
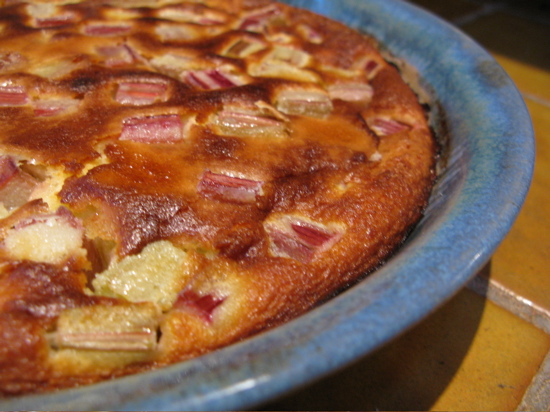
[264, 0, 550, 410]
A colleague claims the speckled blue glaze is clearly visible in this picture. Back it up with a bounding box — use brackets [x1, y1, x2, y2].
[0, 0, 534, 410]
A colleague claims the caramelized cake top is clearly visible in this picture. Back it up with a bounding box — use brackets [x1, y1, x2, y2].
[0, 0, 437, 395]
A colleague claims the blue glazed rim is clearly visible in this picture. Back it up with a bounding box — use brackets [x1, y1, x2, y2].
[0, 0, 535, 410]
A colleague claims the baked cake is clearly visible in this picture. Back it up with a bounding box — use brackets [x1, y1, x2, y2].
[0, 0, 437, 395]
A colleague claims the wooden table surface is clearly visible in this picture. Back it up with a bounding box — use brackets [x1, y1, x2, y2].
[263, 0, 550, 410]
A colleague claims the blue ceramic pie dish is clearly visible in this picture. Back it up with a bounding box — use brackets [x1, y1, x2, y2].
[0, 0, 534, 410]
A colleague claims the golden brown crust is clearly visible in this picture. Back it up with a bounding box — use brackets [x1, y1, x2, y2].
[0, 0, 437, 395]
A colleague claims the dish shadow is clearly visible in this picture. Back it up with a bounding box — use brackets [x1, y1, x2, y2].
[410, 0, 550, 72]
[261, 263, 491, 411]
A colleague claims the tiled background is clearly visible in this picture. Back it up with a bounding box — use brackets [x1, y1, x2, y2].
[264, 0, 550, 410]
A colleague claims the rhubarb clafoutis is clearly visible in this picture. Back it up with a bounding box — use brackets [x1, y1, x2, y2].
[0, 0, 437, 395]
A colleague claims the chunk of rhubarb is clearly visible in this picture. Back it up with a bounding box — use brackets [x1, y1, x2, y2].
[97, 45, 135, 67]
[223, 38, 266, 58]
[265, 216, 343, 263]
[120, 114, 183, 143]
[155, 23, 199, 42]
[290, 222, 337, 248]
[275, 88, 333, 118]
[28, 57, 87, 80]
[54, 303, 160, 351]
[84, 22, 132, 36]
[33, 12, 77, 28]
[33, 98, 79, 117]
[183, 69, 243, 90]
[157, 6, 227, 25]
[0, 156, 38, 209]
[198, 171, 263, 204]
[269, 46, 310, 68]
[26, 3, 78, 28]
[174, 289, 225, 322]
[297, 24, 323, 44]
[268, 229, 315, 263]
[0, 85, 28, 106]
[214, 105, 288, 138]
[249, 59, 319, 83]
[2, 208, 86, 264]
[239, 5, 281, 32]
[115, 81, 168, 106]
[149, 53, 194, 78]
[367, 116, 411, 136]
[364, 58, 381, 79]
[328, 83, 373, 103]
[0, 155, 17, 186]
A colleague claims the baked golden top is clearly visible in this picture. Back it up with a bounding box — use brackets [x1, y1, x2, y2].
[0, 0, 437, 395]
